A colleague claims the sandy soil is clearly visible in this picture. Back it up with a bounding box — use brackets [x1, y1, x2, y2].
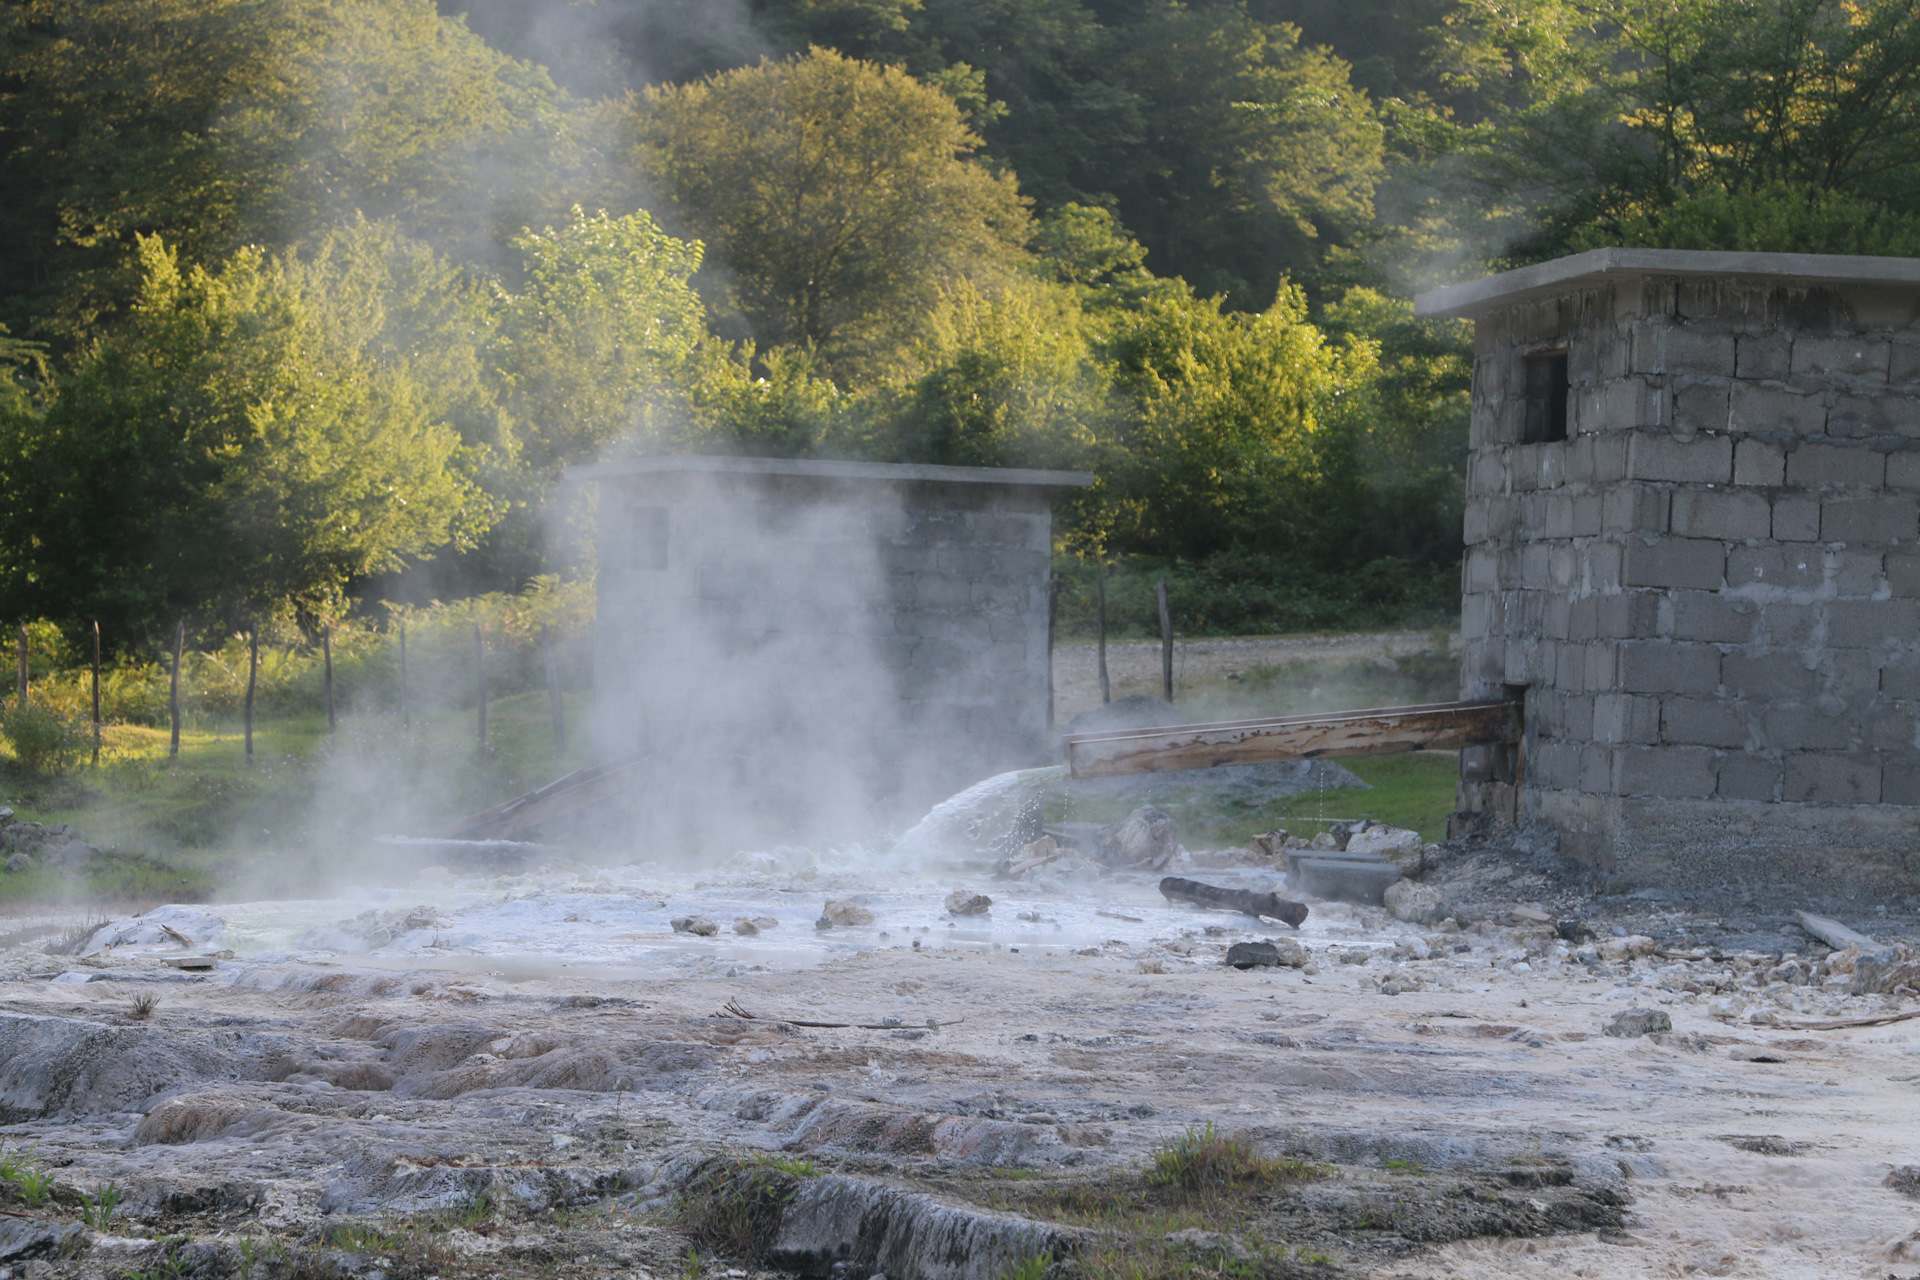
[2, 841, 1916, 1280]
[1051, 632, 1452, 722]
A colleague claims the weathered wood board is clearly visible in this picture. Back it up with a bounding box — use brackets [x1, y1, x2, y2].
[1064, 699, 1523, 778]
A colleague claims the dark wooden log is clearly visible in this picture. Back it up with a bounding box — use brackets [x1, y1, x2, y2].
[1157, 576, 1172, 702]
[1046, 571, 1060, 730]
[1096, 566, 1110, 705]
[322, 625, 336, 735]
[1160, 876, 1309, 927]
[1067, 698, 1525, 778]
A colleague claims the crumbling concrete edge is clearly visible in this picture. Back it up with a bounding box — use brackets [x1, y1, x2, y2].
[643, 1150, 1086, 1280]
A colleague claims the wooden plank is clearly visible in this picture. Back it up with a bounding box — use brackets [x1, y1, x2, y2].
[441, 751, 645, 839]
[1065, 698, 1523, 778]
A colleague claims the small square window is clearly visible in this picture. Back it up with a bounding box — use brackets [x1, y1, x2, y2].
[1521, 350, 1569, 444]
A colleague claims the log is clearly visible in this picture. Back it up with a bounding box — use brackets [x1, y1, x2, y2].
[1159, 876, 1309, 927]
[1792, 910, 1877, 950]
[1066, 698, 1523, 778]
[90, 621, 101, 766]
[440, 751, 645, 840]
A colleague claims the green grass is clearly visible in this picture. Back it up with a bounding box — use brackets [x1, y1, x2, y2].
[0, 688, 593, 902]
[1047, 750, 1458, 849]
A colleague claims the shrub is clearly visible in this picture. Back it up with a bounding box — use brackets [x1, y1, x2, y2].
[0, 702, 88, 775]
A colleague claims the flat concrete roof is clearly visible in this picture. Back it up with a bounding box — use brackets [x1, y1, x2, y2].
[567, 454, 1094, 488]
[1414, 247, 1920, 318]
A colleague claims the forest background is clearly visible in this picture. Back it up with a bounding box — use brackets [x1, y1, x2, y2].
[3, 0, 1920, 752]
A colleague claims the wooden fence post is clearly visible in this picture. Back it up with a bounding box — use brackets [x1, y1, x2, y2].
[15, 623, 25, 707]
[398, 620, 410, 732]
[473, 622, 486, 751]
[323, 624, 336, 736]
[168, 620, 183, 760]
[1046, 571, 1061, 730]
[1096, 566, 1111, 706]
[90, 622, 101, 766]
[244, 626, 258, 765]
[541, 623, 565, 754]
[1157, 577, 1173, 703]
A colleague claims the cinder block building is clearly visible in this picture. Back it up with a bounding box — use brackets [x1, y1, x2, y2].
[1416, 249, 1920, 894]
[573, 455, 1089, 851]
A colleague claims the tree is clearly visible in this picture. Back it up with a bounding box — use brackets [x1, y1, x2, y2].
[0, 233, 492, 642]
[493, 206, 710, 475]
[1104, 5, 1386, 309]
[0, 0, 585, 342]
[628, 45, 1032, 379]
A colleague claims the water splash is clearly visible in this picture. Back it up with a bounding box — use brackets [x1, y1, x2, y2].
[890, 765, 1068, 865]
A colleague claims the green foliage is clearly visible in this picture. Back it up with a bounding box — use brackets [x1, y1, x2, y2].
[80, 1181, 122, 1228]
[675, 1158, 803, 1261]
[0, 702, 89, 776]
[632, 46, 1032, 379]
[0, 232, 492, 641]
[10, 1165, 53, 1207]
[496, 206, 710, 473]
[0, 0, 584, 341]
[998, 1255, 1054, 1280]
[1147, 1122, 1323, 1193]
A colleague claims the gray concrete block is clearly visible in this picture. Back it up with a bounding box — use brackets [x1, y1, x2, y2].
[1530, 741, 1581, 789]
[1884, 657, 1920, 701]
[1823, 497, 1919, 544]
[1602, 487, 1669, 534]
[1793, 336, 1891, 382]
[1592, 432, 1629, 482]
[1619, 641, 1721, 694]
[1628, 432, 1733, 483]
[1895, 338, 1920, 387]
[1887, 451, 1920, 490]
[1733, 438, 1786, 487]
[1783, 752, 1881, 804]
[1617, 746, 1718, 798]
[1579, 745, 1615, 792]
[1671, 590, 1757, 643]
[1772, 496, 1822, 541]
[1887, 553, 1920, 596]
[1716, 752, 1780, 802]
[1622, 537, 1726, 590]
[1594, 591, 1662, 639]
[1828, 391, 1920, 440]
[1881, 756, 1920, 806]
[1835, 550, 1885, 595]
[1671, 489, 1771, 540]
[1674, 382, 1730, 434]
[1828, 598, 1920, 646]
[1784, 442, 1885, 489]
[1728, 545, 1823, 591]
[1822, 647, 1883, 701]
[1737, 333, 1791, 380]
[1762, 602, 1819, 647]
[1570, 493, 1603, 537]
[1729, 382, 1826, 434]
[1593, 692, 1663, 744]
[1760, 703, 1854, 751]
[1721, 650, 1817, 698]
[1632, 324, 1737, 376]
[1864, 702, 1916, 750]
[1662, 696, 1748, 748]
[1292, 858, 1402, 905]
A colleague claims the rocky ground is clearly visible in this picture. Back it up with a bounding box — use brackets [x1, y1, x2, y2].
[0, 834, 1915, 1280]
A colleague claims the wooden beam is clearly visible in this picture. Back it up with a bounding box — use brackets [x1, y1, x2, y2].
[441, 751, 645, 840]
[1064, 698, 1523, 778]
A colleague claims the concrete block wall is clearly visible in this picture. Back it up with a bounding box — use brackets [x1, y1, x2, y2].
[1449, 265, 1920, 892]
[580, 457, 1087, 851]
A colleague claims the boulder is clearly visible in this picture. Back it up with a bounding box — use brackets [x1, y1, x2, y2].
[670, 916, 719, 937]
[1383, 879, 1449, 926]
[1852, 944, 1920, 995]
[1098, 806, 1180, 870]
[1604, 1009, 1672, 1038]
[817, 900, 874, 929]
[944, 890, 991, 917]
[1224, 938, 1308, 970]
[1344, 825, 1426, 875]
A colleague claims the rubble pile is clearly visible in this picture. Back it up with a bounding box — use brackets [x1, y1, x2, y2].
[0, 807, 101, 873]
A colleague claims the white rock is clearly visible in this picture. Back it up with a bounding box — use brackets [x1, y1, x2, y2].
[1346, 825, 1426, 875]
[1384, 878, 1449, 925]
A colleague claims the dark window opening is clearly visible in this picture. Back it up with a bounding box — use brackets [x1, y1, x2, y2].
[1521, 350, 1570, 444]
